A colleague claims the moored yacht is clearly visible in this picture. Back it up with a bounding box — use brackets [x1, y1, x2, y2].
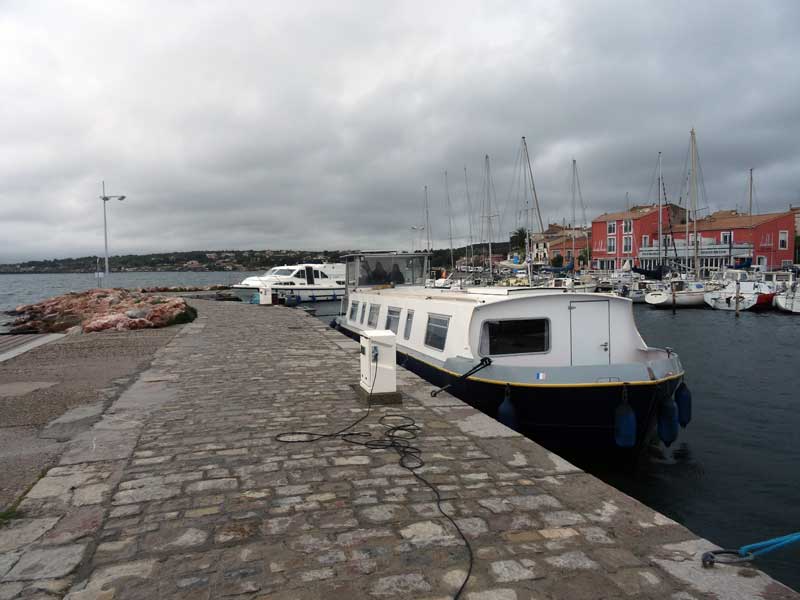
[334, 252, 690, 451]
[703, 270, 775, 311]
[232, 263, 345, 304]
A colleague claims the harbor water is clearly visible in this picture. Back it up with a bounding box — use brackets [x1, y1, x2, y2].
[2, 274, 798, 588]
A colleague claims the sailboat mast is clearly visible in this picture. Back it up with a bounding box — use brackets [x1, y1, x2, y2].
[445, 171, 454, 271]
[424, 185, 432, 252]
[484, 155, 494, 280]
[521, 137, 545, 234]
[749, 167, 754, 266]
[657, 152, 663, 267]
[690, 129, 699, 276]
[464, 167, 474, 268]
[571, 159, 577, 270]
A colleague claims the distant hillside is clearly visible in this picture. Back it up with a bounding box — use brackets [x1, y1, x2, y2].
[0, 243, 510, 274]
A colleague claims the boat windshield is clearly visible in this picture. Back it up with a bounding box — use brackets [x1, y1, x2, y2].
[272, 268, 295, 276]
[347, 255, 427, 287]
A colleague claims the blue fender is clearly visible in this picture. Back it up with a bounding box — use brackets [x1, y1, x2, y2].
[614, 400, 637, 448]
[675, 382, 692, 428]
[658, 398, 679, 447]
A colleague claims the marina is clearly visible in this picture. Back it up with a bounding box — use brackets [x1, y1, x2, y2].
[1, 299, 798, 599]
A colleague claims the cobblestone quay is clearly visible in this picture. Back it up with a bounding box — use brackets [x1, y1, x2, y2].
[1, 300, 797, 599]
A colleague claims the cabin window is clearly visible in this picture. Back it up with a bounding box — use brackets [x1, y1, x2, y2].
[607, 221, 616, 234]
[424, 314, 450, 351]
[313, 270, 320, 278]
[318, 271, 328, 278]
[482, 319, 550, 355]
[779, 230, 789, 250]
[349, 301, 359, 320]
[607, 237, 616, 253]
[623, 236, 632, 253]
[385, 307, 401, 334]
[367, 304, 380, 328]
[623, 219, 632, 233]
[293, 270, 304, 278]
[404, 310, 414, 339]
[641, 234, 649, 248]
[359, 303, 366, 324]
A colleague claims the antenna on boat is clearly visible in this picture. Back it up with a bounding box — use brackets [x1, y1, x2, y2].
[571, 159, 577, 271]
[521, 137, 545, 234]
[445, 170, 455, 271]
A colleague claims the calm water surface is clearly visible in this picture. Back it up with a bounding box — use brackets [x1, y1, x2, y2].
[3, 275, 799, 588]
[0, 271, 259, 317]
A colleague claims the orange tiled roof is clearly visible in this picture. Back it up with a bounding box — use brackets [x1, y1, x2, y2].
[594, 205, 659, 222]
[693, 210, 791, 231]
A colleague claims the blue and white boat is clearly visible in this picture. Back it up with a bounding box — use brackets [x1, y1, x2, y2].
[335, 252, 690, 451]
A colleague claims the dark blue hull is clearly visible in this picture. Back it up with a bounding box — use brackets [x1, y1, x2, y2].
[335, 321, 683, 452]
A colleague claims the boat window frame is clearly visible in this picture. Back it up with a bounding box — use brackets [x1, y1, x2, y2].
[424, 313, 450, 352]
[403, 309, 414, 340]
[359, 303, 367, 324]
[349, 300, 359, 321]
[385, 306, 401, 334]
[367, 303, 380, 328]
[478, 317, 551, 357]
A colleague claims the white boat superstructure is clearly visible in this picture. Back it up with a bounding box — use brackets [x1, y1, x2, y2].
[540, 276, 598, 293]
[232, 263, 346, 303]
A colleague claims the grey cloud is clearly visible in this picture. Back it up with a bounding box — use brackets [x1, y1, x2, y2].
[1, 0, 799, 262]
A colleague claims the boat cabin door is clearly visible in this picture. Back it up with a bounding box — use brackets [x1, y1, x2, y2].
[305, 266, 315, 285]
[568, 299, 611, 365]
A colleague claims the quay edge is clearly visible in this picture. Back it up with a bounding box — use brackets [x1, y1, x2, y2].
[0, 299, 795, 599]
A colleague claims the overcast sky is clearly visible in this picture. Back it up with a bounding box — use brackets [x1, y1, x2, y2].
[1, 1, 799, 262]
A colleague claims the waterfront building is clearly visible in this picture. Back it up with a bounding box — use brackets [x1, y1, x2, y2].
[591, 204, 796, 272]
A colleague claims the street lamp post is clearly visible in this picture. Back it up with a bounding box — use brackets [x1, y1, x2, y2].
[100, 181, 126, 277]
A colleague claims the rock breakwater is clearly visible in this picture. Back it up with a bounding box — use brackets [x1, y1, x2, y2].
[4, 289, 197, 334]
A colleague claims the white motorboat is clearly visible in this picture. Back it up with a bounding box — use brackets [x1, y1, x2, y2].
[774, 283, 800, 314]
[335, 252, 690, 451]
[645, 280, 711, 308]
[231, 263, 346, 304]
[703, 270, 775, 311]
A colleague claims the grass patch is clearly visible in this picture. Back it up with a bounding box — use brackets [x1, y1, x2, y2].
[0, 507, 22, 527]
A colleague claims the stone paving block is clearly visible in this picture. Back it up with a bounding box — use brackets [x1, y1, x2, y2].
[3, 544, 86, 581]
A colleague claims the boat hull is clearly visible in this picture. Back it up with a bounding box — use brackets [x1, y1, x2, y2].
[645, 290, 706, 308]
[334, 320, 682, 452]
[395, 347, 680, 451]
[703, 291, 774, 311]
[775, 292, 800, 314]
[232, 285, 345, 304]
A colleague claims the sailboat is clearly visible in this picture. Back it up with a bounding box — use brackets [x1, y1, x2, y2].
[645, 129, 716, 308]
[775, 282, 800, 314]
